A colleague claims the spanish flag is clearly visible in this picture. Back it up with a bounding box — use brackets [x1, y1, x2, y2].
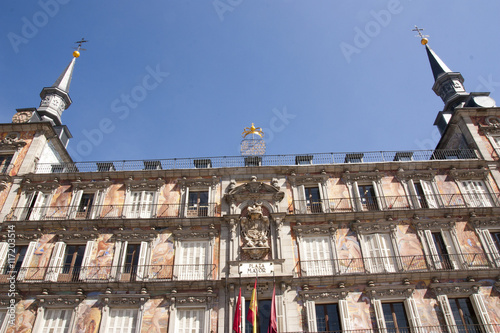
[247, 279, 258, 333]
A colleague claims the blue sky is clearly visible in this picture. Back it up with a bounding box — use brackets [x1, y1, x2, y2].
[1, 1, 499, 162]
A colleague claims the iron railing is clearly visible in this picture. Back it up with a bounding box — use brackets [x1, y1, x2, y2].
[286, 324, 500, 333]
[34, 149, 479, 174]
[295, 253, 492, 277]
[2, 264, 217, 283]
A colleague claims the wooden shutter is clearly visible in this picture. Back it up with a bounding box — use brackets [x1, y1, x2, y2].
[90, 190, 103, 219]
[404, 297, 423, 333]
[420, 180, 438, 208]
[372, 180, 385, 210]
[30, 192, 50, 220]
[352, 182, 362, 211]
[118, 241, 128, 278]
[275, 295, 286, 332]
[69, 190, 83, 219]
[17, 241, 36, 281]
[339, 299, 352, 331]
[423, 230, 443, 270]
[302, 236, 333, 276]
[176, 308, 205, 332]
[46, 242, 66, 282]
[378, 234, 396, 272]
[305, 300, 317, 332]
[297, 185, 307, 214]
[107, 309, 138, 333]
[373, 299, 387, 333]
[365, 234, 395, 273]
[461, 180, 493, 208]
[79, 240, 95, 281]
[136, 241, 149, 281]
[128, 192, 141, 218]
[441, 230, 461, 269]
[110, 241, 122, 280]
[42, 309, 72, 333]
[178, 241, 209, 280]
[436, 295, 458, 333]
[480, 230, 500, 267]
[318, 183, 328, 213]
[470, 294, 494, 333]
[0, 242, 9, 272]
[140, 191, 155, 218]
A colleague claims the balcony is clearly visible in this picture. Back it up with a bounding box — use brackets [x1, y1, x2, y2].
[295, 253, 492, 278]
[2, 264, 217, 284]
[34, 149, 479, 173]
[286, 325, 500, 333]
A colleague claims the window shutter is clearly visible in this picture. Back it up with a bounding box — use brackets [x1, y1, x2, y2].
[441, 230, 461, 269]
[420, 180, 438, 208]
[46, 242, 66, 282]
[128, 192, 141, 218]
[42, 309, 72, 333]
[182, 187, 190, 218]
[352, 182, 362, 211]
[404, 297, 423, 333]
[406, 179, 419, 209]
[436, 295, 458, 333]
[305, 300, 317, 332]
[378, 234, 396, 272]
[480, 230, 500, 267]
[118, 241, 128, 278]
[141, 191, 155, 218]
[136, 241, 149, 281]
[318, 183, 328, 212]
[177, 308, 204, 332]
[302, 236, 333, 276]
[461, 180, 493, 208]
[372, 180, 385, 210]
[339, 299, 352, 331]
[91, 190, 103, 219]
[424, 230, 443, 269]
[108, 309, 138, 333]
[17, 241, 36, 281]
[79, 240, 95, 281]
[208, 186, 214, 217]
[298, 185, 307, 214]
[30, 192, 50, 220]
[0, 242, 9, 272]
[275, 295, 286, 332]
[470, 293, 494, 333]
[110, 241, 122, 281]
[373, 299, 387, 333]
[69, 190, 83, 218]
[178, 241, 209, 280]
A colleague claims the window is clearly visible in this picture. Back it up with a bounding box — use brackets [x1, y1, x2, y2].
[175, 240, 210, 280]
[300, 236, 334, 276]
[305, 187, 323, 213]
[123, 243, 140, 276]
[3, 245, 27, 275]
[315, 303, 341, 332]
[59, 244, 85, 282]
[176, 308, 205, 333]
[459, 180, 494, 207]
[373, 298, 421, 333]
[358, 184, 378, 211]
[420, 229, 462, 270]
[16, 243, 36, 281]
[449, 298, 480, 329]
[22, 191, 52, 221]
[345, 153, 363, 163]
[296, 155, 313, 165]
[407, 179, 440, 209]
[244, 156, 262, 167]
[295, 184, 327, 214]
[437, 294, 494, 333]
[362, 233, 397, 273]
[347, 178, 385, 212]
[46, 242, 66, 282]
[380, 302, 409, 333]
[107, 308, 138, 333]
[187, 191, 209, 217]
[0, 154, 13, 174]
[143, 160, 162, 170]
[40, 309, 72, 333]
[127, 190, 155, 218]
[193, 159, 211, 168]
[476, 228, 500, 267]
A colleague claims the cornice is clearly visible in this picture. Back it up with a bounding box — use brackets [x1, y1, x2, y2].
[395, 168, 436, 182]
[353, 221, 396, 234]
[342, 170, 383, 184]
[299, 287, 349, 301]
[413, 218, 456, 231]
[173, 226, 218, 240]
[21, 178, 60, 192]
[472, 218, 500, 229]
[38, 294, 85, 307]
[225, 178, 284, 205]
[100, 293, 149, 307]
[288, 171, 328, 186]
[71, 178, 113, 191]
[293, 221, 337, 237]
[179, 176, 219, 190]
[448, 167, 489, 180]
[430, 282, 480, 296]
[124, 177, 165, 191]
[366, 284, 415, 299]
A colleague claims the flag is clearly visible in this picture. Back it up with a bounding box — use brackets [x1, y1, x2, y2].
[233, 287, 242, 333]
[267, 285, 277, 333]
[247, 279, 258, 333]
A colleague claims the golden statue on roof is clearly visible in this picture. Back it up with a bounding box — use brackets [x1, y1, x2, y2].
[240, 123, 266, 156]
[242, 123, 264, 139]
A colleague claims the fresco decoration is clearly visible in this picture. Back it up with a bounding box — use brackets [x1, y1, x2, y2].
[149, 232, 174, 279]
[413, 288, 441, 327]
[47, 185, 72, 219]
[381, 174, 408, 209]
[157, 180, 180, 218]
[6, 300, 36, 333]
[455, 222, 486, 257]
[73, 299, 101, 333]
[395, 223, 427, 271]
[25, 234, 56, 280]
[347, 292, 373, 330]
[0, 182, 12, 212]
[87, 234, 115, 280]
[140, 298, 169, 332]
[7, 131, 35, 177]
[101, 184, 125, 218]
[336, 226, 364, 274]
[480, 286, 500, 325]
[326, 176, 351, 211]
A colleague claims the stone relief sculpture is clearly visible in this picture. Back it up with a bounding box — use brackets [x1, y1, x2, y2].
[240, 203, 270, 259]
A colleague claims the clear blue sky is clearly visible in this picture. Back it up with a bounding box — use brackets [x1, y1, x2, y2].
[1, 1, 499, 162]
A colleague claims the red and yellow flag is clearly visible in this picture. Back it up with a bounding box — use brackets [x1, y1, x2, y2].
[247, 279, 258, 333]
[233, 288, 242, 333]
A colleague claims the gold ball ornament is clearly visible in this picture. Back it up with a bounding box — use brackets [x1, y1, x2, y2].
[421, 38, 428, 45]
[73, 50, 80, 58]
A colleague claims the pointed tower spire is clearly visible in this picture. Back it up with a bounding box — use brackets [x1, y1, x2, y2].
[37, 38, 87, 126]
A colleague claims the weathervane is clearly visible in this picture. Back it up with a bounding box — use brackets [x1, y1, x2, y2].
[412, 26, 429, 45]
[72, 38, 88, 58]
[240, 123, 266, 156]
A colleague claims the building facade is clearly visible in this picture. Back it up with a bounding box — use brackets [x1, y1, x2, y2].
[1, 40, 500, 333]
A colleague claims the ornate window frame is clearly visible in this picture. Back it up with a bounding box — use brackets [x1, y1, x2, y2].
[99, 292, 149, 333]
[123, 178, 165, 218]
[167, 291, 216, 333]
[396, 168, 442, 209]
[342, 170, 385, 212]
[449, 167, 496, 208]
[68, 179, 112, 219]
[32, 294, 85, 333]
[288, 172, 329, 214]
[16, 179, 60, 221]
[473, 219, 500, 268]
[0, 132, 27, 176]
[179, 176, 218, 217]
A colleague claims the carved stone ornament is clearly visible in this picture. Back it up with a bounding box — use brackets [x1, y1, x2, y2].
[413, 219, 455, 232]
[367, 284, 415, 299]
[12, 111, 33, 124]
[240, 203, 270, 259]
[38, 294, 85, 307]
[0, 179, 9, 191]
[179, 176, 218, 190]
[395, 168, 436, 182]
[449, 167, 489, 180]
[72, 179, 113, 191]
[0, 132, 27, 151]
[173, 230, 217, 240]
[21, 178, 60, 192]
[288, 172, 328, 186]
[294, 222, 337, 237]
[100, 293, 149, 307]
[353, 221, 396, 234]
[225, 178, 284, 205]
[430, 282, 479, 296]
[472, 218, 500, 229]
[300, 288, 349, 301]
[124, 178, 164, 191]
[176, 296, 213, 305]
[342, 170, 383, 185]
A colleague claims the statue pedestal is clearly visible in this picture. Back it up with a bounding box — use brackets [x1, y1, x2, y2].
[242, 246, 270, 260]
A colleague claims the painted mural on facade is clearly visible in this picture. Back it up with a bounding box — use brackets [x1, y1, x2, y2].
[140, 298, 169, 332]
[336, 224, 364, 274]
[73, 299, 101, 333]
[25, 234, 56, 280]
[5, 299, 36, 333]
[327, 176, 351, 211]
[157, 180, 180, 217]
[149, 232, 174, 279]
[46, 185, 72, 219]
[87, 234, 115, 279]
[395, 223, 427, 270]
[101, 184, 125, 218]
[3, 131, 35, 177]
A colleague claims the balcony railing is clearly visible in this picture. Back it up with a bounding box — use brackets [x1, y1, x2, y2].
[5, 203, 218, 221]
[1, 264, 217, 283]
[34, 149, 479, 174]
[292, 193, 500, 214]
[295, 253, 492, 277]
[286, 324, 500, 333]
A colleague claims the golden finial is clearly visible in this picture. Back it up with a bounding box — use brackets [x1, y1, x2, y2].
[412, 26, 429, 45]
[73, 38, 88, 57]
[242, 123, 264, 138]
